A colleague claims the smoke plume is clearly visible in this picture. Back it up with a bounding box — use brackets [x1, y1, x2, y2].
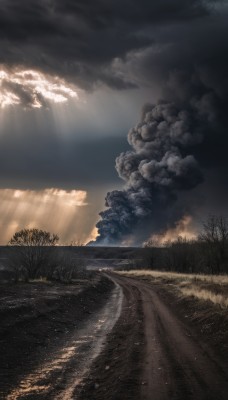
[93, 68, 227, 245]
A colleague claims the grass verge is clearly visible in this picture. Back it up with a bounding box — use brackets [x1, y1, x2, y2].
[117, 269, 228, 363]
[117, 270, 228, 309]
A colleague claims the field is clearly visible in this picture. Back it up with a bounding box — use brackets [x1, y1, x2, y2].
[0, 274, 116, 399]
[0, 250, 228, 399]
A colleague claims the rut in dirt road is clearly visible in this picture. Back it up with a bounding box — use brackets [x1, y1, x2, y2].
[80, 274, 228, 400]
[135, 279, 228, 400]
[1, 283, 123, 400]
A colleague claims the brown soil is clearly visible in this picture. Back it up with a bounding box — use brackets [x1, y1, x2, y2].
[0, 275, 114, 399]
[1, 273, 228, 400]
[79, 273, 228, 400]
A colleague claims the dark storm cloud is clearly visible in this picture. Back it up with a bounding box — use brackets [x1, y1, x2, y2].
[0, 133, 129, 190]
[91, 3, 228, 244]
[0, 0, 218, 90]
[1, 0, 228, 245]
[1, 79, 48, 108]
[93, 65, 228, 244]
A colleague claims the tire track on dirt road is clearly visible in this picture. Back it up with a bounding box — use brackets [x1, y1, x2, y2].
[80, 273, 228, 400]
[1, 282, 123, 400]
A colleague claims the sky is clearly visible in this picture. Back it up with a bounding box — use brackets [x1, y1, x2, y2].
[0, 0, 228, 245]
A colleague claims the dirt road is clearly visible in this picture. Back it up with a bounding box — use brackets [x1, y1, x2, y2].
[1, 274, 228, 400]
[80, 274, 228, 400]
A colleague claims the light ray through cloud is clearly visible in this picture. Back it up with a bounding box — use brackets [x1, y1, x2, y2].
[0, 68, 79, 109]
[0, 1, 227, 245]
[0, 188, 93, 244]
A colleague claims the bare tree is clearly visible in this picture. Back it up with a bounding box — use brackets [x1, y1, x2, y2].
[198, 215, 228, 273]
[9, 228, 59, 246]
[162, 237, 196, 273]
[143, 238, 159, 269]
[8, 228, 59, 280]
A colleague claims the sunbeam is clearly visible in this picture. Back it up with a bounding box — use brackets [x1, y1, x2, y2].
[0, 188, 93, 244]
[0, 67, 79, 109]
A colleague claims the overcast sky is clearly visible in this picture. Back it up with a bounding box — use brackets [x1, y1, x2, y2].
[0, 0, 228, 244]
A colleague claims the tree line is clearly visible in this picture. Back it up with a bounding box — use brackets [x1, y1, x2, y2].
[2, 215, 228, 282]
[141, 216, 228, 274]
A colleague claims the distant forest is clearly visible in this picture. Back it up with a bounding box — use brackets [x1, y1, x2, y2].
[141, 216, 228, 275]
[0, 215, 227, 282]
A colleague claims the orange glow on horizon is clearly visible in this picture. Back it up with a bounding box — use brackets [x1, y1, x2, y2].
[0, 188, 93, 244]
[148, 215, 197, 245]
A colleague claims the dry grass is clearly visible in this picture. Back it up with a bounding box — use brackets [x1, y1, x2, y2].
[118, 269, 228, 284]
[29, 277, 49, 283]
[179, 286, 228, 308]
[118, 270, 228, 309]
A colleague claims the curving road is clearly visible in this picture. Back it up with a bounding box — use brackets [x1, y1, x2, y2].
[80, 273, 228, 400]
[2, 273, 228, 400]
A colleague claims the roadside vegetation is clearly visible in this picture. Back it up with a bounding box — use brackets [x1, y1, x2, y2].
[125, 215, 228, 275]
[1, 214, 228, 286]
[118, 270, 228, 309]
[119, 215, 228, 309]
[3, 228, 87, 283]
